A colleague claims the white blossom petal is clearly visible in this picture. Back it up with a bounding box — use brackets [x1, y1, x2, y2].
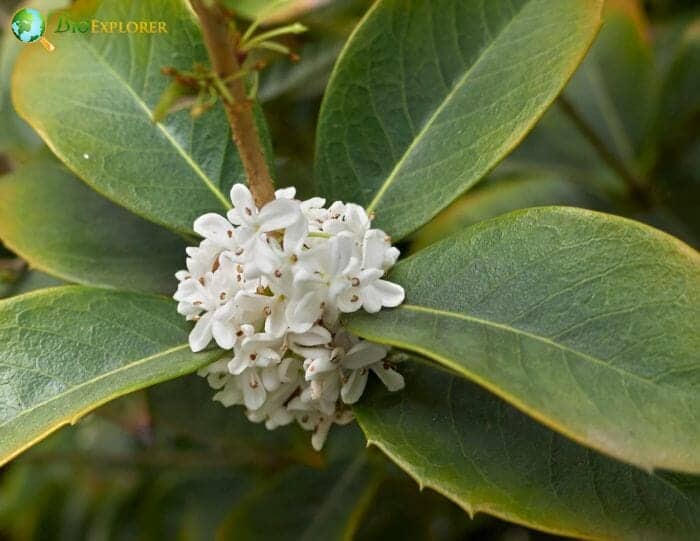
[343, 341, 389, 369]
[242, 369, 266, 410]
[372, 363, 405, 392]
[275, 187, 296, 199]
[311, 416, 333, 451]
[188, 312, 213, 352]
[177, 186, 407, 451]
[194, 213, 235, 243]
[258, 199, 301, 232]
[230, 184, 256, 221]
[341, 369, 368, 404]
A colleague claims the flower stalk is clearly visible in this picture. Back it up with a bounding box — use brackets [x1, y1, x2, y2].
[190, 0, 276, 208]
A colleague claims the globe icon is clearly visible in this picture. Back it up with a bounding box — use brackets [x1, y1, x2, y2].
[11, 8, 46, 44]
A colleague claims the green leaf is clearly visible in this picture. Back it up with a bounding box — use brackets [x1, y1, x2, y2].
[347, 207, 700, 473]
[259, 41, 342, 103]
[501, 104, 619, 193]
[497, 1, 657, 201]
[410, 173, 609, 252]
[652, 18, 700, 243]
[218, 455, 381, 541]
[0, 152, 187, 295]
[356, 360, 700, 540]
[562, 0, 656, 172]
[314, 0, 603, 239]
[9, 271, 66, 297]
[0, 286, 220, 465]
[12, 0, 272, 235]
[655, 17, 699, 145]
[221, 0, 294, 21]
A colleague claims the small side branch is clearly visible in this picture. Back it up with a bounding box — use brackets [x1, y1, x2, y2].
[557, 95, 653, 210]
[190, 0, 275, 207]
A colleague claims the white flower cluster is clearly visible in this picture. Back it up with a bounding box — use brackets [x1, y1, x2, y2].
[174, 184, 405, 450]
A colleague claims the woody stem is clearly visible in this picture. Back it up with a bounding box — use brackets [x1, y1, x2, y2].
[190, 0, 275, 208]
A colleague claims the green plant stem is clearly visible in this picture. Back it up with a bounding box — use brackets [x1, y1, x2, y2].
[190, 0, 275, 208]
[240, 22, 307, 52]
[557, 94, 653, 209]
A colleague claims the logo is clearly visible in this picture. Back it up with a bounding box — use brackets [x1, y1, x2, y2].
[10, 7, 55, 51]
[54, 15, 169, 34]
[9, 7, 169, 51]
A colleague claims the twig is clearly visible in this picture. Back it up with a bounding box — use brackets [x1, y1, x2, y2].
[0, 259, 25, 273]
[190, 0, 276, 208]
[557, 94, 653, 209]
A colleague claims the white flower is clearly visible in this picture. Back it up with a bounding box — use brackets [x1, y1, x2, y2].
[174, 183, 406, 449]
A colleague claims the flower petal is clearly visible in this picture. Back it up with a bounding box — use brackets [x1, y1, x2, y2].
[188, 313, 213, 352]
[242, 370, 266, 410]
[262, 365, 280, 392]
[362, 229, 387, 269]
[258, 199, 301, 231]
[373, 279, 405, 307]
[230, 183, 256, 216]
[311, 416, 333, 451]
[343, 340, 388, 369]
[372, 363, 405, 392]
[341, 369, 368, 404]
[212, 319, 237, 350]
[193, 213, 234, 243]
[213, 381, 243, 407]
[290, 325, 331, 346]
[275, 187, 296, 199]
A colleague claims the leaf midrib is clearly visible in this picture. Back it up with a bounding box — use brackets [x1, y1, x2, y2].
[381, 304, 682, 390]
[365, 0, 530, 212]
[79, 34, 231, 210]
[0, 343, 191, 433]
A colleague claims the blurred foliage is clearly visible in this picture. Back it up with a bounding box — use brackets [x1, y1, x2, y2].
[0, 0, 698, 538]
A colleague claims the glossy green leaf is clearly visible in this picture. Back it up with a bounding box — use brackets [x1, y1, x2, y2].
[218, 455, 380, 541]
[410, 174, 608, 252]
[348, 207, 700, 473]
[656, 18, 699, 142]
[221, 0, 295, 21]
[356, 361, 700, 540]
[653, 19, 700, 243]
[502, 1, 655, 198]
[502, 104, 618, 191]
[9, 271, 65, 298]
[12, 0, 272, 235]
[0, 153, 187, 294]
[259, 41, 342, 103]
[562, 0, 656, 172]
[315, 0, 603, 239]
[0, 286, 220, 465]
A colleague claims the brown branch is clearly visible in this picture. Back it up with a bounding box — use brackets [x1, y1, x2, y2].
[557, 95, 654, 210]
[190, 0, 275, 208]
[0, 258, 25, 273]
